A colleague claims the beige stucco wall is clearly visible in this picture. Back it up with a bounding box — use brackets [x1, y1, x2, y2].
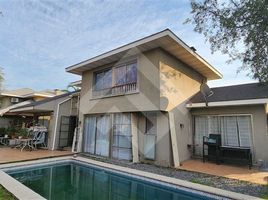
[78, 48, 207, 166]
[159, 50, 204, 111]
[79, 49, 161, 118]
[158, 50, 205, 163]
[137, 112, 172, 167]
[190, 105, 268, 167]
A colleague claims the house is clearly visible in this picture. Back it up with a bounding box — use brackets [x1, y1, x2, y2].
[0, 88, 60, 128]
[65, 29, 268, 168]
[187, 83, 268, 167]
[10, 90, 80, 150]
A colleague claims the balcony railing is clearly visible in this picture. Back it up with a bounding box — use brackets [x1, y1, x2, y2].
[92, 82, 137, 98]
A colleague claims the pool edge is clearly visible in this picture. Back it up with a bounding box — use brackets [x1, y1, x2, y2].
[0, 156, 263, 200]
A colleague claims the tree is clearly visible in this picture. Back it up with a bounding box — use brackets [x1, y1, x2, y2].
[0, 68, 4, 90]
[0, 11, 3, 87]
[186, 0, 268, 82]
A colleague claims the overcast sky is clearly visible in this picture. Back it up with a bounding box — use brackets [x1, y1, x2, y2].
[0, 0, 255, 90]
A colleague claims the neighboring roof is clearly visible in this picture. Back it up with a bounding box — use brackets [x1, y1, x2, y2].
[69, 80, 82, 88]
[0, 88, 56, 98]
[187, 83, 268, 108]
[0, 100, 33, 116]
[66, 29, 222, 80]
[10, 90, 80, 113]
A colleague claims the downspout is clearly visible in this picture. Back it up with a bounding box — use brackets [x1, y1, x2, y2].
[52, 98, 71, 150]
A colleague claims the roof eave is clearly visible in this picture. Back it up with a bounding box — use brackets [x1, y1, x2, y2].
[187, 98, 268, 108]
[65, 29, 222, 80]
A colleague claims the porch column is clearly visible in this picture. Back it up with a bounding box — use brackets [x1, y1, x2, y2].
[168, 112, 180, 167]
[131, 113, 139, 163]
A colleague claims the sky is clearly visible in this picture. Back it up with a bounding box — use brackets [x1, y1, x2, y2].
[0, 0, 255, 91]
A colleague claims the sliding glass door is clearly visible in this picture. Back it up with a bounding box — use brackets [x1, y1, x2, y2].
[83, 113, 133, 160]
[83, 115, 111, 157]
[95, 115, 110, 157]
[112, 113, 132, 160]
[194, 115, 253, 156]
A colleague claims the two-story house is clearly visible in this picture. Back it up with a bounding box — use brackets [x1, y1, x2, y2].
[66, 29, 268, 168]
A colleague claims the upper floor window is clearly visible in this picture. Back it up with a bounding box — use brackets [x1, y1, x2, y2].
[114, 63, 137, 86]
[95, 69, 112, 91]
[93, 61, 138, 98]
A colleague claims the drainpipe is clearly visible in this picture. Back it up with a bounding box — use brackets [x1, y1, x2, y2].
[52, 98, 71, 150]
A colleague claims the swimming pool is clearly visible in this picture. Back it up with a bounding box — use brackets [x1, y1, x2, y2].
[4, 159, 226, 200]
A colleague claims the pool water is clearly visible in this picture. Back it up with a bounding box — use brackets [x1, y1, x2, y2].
[8, 161, 218, 200]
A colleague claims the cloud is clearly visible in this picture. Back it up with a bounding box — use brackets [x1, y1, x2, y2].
[0, 0, 253, 90]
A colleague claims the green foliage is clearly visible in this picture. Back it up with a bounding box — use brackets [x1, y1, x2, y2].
[0, 185, 16, 200]
[0, 127, 7, 136]
[263, 183, 268, 199]
[186, 0, 268, 82]
[17, 128, 28, 138]
[5, 127, 16, 137]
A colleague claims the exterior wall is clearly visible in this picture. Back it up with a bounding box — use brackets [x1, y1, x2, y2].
[0, 97, 12, 108]
[159, 50, 204, 111]
[0, 97, 25, 109]
[77, 48, 207, 166]
[137, 112, 172, 167]
[190, 105, 268, 167]
[79, 48, 161, 117]
[33, 96, 47, 101]
[159, 50, 205, 163]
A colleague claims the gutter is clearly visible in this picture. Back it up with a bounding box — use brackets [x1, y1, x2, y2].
[187, 98, 268, 108]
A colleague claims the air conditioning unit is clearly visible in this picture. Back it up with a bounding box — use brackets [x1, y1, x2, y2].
[11, 97, 19, 103]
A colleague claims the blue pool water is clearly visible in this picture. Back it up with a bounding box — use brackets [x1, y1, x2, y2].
[7, 161, 221, 200]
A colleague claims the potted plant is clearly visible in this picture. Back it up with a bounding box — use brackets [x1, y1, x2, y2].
[17, 128, 28, 139]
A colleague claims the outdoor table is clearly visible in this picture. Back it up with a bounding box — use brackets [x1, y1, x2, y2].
[15, 138, 35, 151]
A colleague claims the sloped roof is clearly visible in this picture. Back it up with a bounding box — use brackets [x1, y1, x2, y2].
[0, 100, 33, 116]
[66, 29, 222, 80]
[188, 83, 268, 107]
[10, 90, 80, 113]
[0, 88, 56, 98]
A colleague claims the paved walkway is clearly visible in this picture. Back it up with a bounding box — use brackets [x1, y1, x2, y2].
[179, 159, 268, 185]
[0, 147, 73, 164]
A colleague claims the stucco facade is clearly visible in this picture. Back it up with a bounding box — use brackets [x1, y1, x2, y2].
[78, 47, 206, 166]
[190, 105, 268, 167]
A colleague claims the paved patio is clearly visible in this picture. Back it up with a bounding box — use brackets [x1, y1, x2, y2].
[0, 147, 73, 164]
[179, 159, 268, 185]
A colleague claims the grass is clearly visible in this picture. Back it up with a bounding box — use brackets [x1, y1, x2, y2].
[263, 183, 268, 200]
[0, 185, 16, 200]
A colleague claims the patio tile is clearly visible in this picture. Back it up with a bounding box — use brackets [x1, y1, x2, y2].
[179, 159, 268, 185]
[0, 147, 73, 164]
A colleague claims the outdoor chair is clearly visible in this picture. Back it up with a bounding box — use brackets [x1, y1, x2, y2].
[33, 131, 46, 149]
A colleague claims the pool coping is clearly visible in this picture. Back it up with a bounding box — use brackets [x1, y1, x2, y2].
[0, 156, 263, 200]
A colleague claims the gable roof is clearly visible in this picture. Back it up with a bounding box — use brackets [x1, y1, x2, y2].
[187, 83, 268, 107]
[66, 29, 222, 80]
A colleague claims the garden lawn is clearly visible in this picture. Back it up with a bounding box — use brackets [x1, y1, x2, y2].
[0, 185, 15, 200]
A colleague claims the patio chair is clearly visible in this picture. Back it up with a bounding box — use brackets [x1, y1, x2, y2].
[33, 131, 47, 149]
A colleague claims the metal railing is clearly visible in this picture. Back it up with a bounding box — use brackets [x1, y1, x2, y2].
[92, 82, 137, 98]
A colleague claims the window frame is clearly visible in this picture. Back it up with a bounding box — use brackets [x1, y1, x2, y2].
[91, 58, 139, 99]
[192, 114, 255, 157]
